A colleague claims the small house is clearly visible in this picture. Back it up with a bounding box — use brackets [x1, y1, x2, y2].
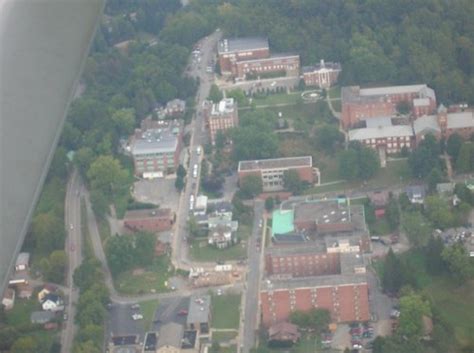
[41, 293, 64, 312]
[405, 185, 426, 204]
[15, 252, 30, 272]
[31, 311, 55, 324]
[268, 322, 301, 344]
[1, 288, 15, 310]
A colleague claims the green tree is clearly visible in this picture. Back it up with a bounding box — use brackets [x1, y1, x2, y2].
[314, 125, 344, 153]
[239, 175, 263, 199]
[385, 196, 400, 231]
[424, 195, 454, 229]
[215, 131, 226, 150]
[289, 308, 330, 333]
[31, 212, 65, 255]
[283, 170, 307, 195]
[427, 167, 443, 193]
[264, 197, 274, 212]
[175, 176, 185, 191]
[455, 142, 474, 172]
[76, 296, 107, 327]
[77, 324, 104, 345]
[454, 183, 474, 205]
[0, 327, 19, 351]
[46, 250, 67, 284]
[74, 259, 103, 291]
[105, 235, 135, 275]
[227, 89, 247, 106]
[425, 236, 446, 275]
[382, 248, 405, 294]
[401, 212, 432, 247]
[408, 134, 441, 178]
[135, 232, 156, 267]
[176, 165, 186, 179]
[111, 108, 135, 136]
[187, 216, 201, 238]
[87, 155, 129, 199]
[231, 127, 278, 161]
[396, 101, 411, 115]
[74, 147, 96, 178]
[446, 133, 463, 159]
[398, 293, 431, 338]
[208, 84, 223, 103]
[338, 149, 359, 180]
[11, 337, 38, 353]
[442, 242, 473, 282]
[338, 143, 379, 180]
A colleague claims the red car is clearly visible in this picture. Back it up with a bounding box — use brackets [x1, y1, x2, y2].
[177, 309, 188, 316]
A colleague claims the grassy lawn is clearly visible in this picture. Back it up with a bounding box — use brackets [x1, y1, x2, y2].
[293, 335, 323, 353]
[251, 92, 301, 106]
[212, 331, 238, 342]
[140, 299, 160, 331]
[220, 345, 237, 353]
[189, 238, 247, 262]
[6, 298, 41, 327]
[114, 255, 172, 295]
[98, 217, 111, 244]
[331, 99, 341, 112]
[211, 294, 241, 329]
[423, 278, 474, 347]
[328, 86, 341, 99]
[369, 218, 392, 235]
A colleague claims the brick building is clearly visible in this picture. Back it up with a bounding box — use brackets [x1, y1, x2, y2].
[341, 84, 436, 129]
[217, 37, 300, 80]
[238, 156, 319, 192]
[348, 125, 414, 155]
[205, 98, 239, 145]
[260, 253, 369, 326]
[123, 208, 174, 233]
[128, 118, 182, 178]
[217, 37, 270, 74]
[302, 60, 341, 88]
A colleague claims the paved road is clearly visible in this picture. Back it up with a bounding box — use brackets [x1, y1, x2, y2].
[241, 201, 265, 353]
[172, 30, 222, 270]
[60, 170, 83, 353]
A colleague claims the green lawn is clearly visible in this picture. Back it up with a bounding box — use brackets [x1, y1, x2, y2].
[98, 217, 111, 244]
[328, 86, 341, 99]
[212, 331, 238, 342]
[220, 345, 238, 353]
[6, 298, 41, 327]
[251, 92, 301, 106]
[189, 238, 247, 262]
[369, 218, 392, 235]
[423, 278, 474, 347]
[114, 255, 172, 295]
[293, 335, 323, 353]
[211, 294, 241, 329]
[139, 299, 160, 331]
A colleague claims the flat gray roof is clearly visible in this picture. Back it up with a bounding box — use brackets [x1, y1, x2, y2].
[187, 295, 211, 325]
[15, 252, 30, 267]
[131, 130, 179, 155]
[217, 37, 268, 54]
[266, 243, 326, 256]
[447, 112, 474, 129]
[238, 156, 312, 172]
[157, 323, 184, 349]
[348, 125, 414, 141]
[262, 273, 367, 291]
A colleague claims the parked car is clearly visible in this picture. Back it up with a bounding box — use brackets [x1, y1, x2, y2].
[132, 314, 143, 320]
[177, 309, 188, 316]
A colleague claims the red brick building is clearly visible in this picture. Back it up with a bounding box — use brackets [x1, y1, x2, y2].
[217, 37, 300, 80]
[123, 208, 174, 233]
[341, 84, 436, 129]
[217, 37, 270, 74]
[204, 98, 239, 145]
[302, 60, 341, 88]
[238, 156, 319, 192]
[260, 253, 369, 326]
[348, 125, 414, 155]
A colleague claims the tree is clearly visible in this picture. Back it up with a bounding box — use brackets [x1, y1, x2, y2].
[208, 84, 223, 103]
[283, 170, 307, 195]
[401, 212, 432, 247]
[134, 232, 156, 267]
[408, 134, 441, 178]
[176, 165, 186, 179]
[175, 176, 185, 191]
[446, 133, 463, 159]
[442, 243, 473, 282]
[289, 308, 330, 333]
[338, 143, 379, 180]
[239, 175, 263, 199]
[11, 337, 38, 353]
[74, 259, 103, 291]
[455, 142, 474, 172]
[385, 196, 400, 231]
[73, 341, 101, 353]
[227, 89, 247, 106]
[31, 212, 65, 255]
[454, 183, 474, 205]
[74, 147, 96, 178]
[425, 236, 446, 275]
[314, 125, 344, 153]
[231, 127, 278, 161]
[111, 108, 135, 136]
[215, 131, 226, 150]
[382, 248, 405, 294]
[46, 250, 67, 284]
[427, 167, 443, 193]
[87, 155, 129, 199]
[0, 327, 19, 351]
[105, 235, 135, 275]
[424, 195, 454, 229]
[187, 216, 201, 238]
[398, 293, 431, 338]
[396, 101, 411, 115]
[265, 197, 274, 212]
[77, 324, 104, 344]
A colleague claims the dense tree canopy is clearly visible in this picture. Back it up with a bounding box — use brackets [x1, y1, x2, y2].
[338, 142, 379, 180]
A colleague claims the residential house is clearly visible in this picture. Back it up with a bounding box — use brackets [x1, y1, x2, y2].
[369, 190, 389, 219]
[41, 293, 64, 312]
[164, 99, 186, 117]
[123, 208, 174, 233]
[2, 288, 15, 310]
[207, 214, 238, 249]
[405, 185, 426, 204]
[268, 322, 301, 344]
[194, 195, 208, 216]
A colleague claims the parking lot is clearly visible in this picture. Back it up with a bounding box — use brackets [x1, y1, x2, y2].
[107, 303, 145, 341]
[151, 296, 190, 332]
[132, 178, 179, 210]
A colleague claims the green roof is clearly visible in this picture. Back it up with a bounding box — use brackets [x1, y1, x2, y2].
[272, 209, 295, 237]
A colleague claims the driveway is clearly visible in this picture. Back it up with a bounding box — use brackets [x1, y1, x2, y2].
[132, 178, 179, 210]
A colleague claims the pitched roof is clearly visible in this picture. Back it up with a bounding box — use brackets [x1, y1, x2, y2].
[348, 125, 413, 141]
[217, 37, 269, 54]
[447, 112, 474, 129]
[413, 115, 440, 135]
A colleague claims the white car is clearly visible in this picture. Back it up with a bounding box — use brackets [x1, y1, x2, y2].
[132, 313, 143, 321]
[217, 289, 223, 296]
[196, 146, 202, 155]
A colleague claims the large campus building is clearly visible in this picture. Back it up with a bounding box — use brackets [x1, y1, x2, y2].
[341, 84, 437, 129]
[217, 37, 300, 80]
[237, 156, 320, 192]
[128, 118, 182, 178]
[260, 199, 371, 326]
[302, 60, 341, 88]
[204, 98, 239, 145]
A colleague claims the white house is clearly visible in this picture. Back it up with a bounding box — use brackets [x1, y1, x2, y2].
[2, 288, 15, 310]
[41, 294, 64, 312]
[15, 252, 30, 272]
